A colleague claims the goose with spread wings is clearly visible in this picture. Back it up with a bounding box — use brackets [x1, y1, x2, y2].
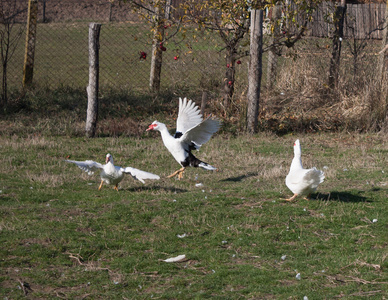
[147, 97, 221, 179]
[65, 153, 160, 191]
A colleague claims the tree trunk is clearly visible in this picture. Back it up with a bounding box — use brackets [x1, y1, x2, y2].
[1, 59, 7, 110]
[267, 5, 282, 91]
[328, 0, 346, 89]
[22, 0, 38, 87]
[1, 23, 10, 109]
[1, 1, 24, 110]
[247, 9, 263, 134]
[149, 4, 165, 93]
[222, 47, 235, 109]
[42, 0, 47, 23]
[85, 23, 101, 138]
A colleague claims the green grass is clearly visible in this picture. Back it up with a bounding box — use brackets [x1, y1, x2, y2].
[0, 132, 387, 298]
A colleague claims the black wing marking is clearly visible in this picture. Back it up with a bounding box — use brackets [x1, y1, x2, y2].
[174, 131, 183, 139]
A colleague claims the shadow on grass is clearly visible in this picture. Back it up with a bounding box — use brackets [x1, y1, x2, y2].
[316, 191, 370, 203]
[125, 185, 188, 193]
[221, 172, 258, 182]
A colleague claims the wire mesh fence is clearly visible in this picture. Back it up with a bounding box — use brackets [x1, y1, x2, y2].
[2, 0, 241, 94]
[1, 0, 386, 97]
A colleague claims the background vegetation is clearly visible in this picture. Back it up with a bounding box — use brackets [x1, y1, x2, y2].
[1, 0, 387, 133]
[2, 34, 386, 135]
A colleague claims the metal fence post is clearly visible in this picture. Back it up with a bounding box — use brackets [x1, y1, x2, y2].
[85, 23, 101, 138]
[22, 0, 38, 87]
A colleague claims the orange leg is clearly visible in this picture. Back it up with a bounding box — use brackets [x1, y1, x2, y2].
[98, 180, 104, 191]
[114, 184, 119, 191]
[167, 167, 185, 180]
[284, 194, 298, 202]
[178, 169, 185, 180]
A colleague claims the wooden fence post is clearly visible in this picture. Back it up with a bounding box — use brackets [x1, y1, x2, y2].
[108, 2, 113, 22]
[378, 0, 388, 83]
[22, 0, 38, 87]
[378, 0, 388, 131]
[247, 9, 263, 134]
[85, 23, 101, 138]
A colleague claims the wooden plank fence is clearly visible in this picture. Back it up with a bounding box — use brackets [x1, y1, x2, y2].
[342, 3, 385, 39]
[5, 0, 388, 40]
[281, 2, 386, 39]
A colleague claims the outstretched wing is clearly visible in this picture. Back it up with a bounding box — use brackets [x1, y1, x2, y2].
[180, 116, 221, 149]
[176, 97, 203, 135]
[122, 167, 160, 184]
[65, 159, 104, 176]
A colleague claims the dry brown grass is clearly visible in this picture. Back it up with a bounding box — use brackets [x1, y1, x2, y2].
[252, 39, 388, 134]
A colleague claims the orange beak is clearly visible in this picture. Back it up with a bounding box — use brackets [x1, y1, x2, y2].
[146, 124, 157, 131]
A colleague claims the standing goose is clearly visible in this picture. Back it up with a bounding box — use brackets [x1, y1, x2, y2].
[285, 139, 325, 201]
[147, 97, 221, 179]
[65, 153, 160, 191]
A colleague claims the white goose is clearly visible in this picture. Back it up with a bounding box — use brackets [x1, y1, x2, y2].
[65, 153, 160, 191]
[285, 139, 325, 201]
[146, 97, 221, 179]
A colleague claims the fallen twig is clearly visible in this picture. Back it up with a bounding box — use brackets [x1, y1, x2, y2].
[65, 252, 84, 265]
[340, 259, 381, 271]
[343, 275, 388, 285]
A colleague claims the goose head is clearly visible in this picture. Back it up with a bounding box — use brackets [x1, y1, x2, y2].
[106, 153, 113, 164]
[146, 121, 163, 132]
[293, 139, 302, 157]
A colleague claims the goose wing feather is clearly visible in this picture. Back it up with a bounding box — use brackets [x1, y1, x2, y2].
[65, 159, 104, 175]
[180, 117, 221, 148]
[122, 167, 160, 184]
[176, 97, 203, 134]
[303, 167, 325, 188]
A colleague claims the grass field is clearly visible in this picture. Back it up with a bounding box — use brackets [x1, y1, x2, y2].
[0, 130, 387, 299]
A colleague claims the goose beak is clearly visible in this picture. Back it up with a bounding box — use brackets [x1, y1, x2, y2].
[146, 124, 157, 131]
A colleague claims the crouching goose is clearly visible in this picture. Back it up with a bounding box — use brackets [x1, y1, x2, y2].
[65, 153, 160, 191]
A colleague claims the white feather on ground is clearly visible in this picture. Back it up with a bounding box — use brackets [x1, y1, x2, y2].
[163, 254, 186, 263]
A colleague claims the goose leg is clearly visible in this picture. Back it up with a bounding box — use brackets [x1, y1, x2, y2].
[178, 168, 185, 180]
[114, 184, 119, 191]
[303, 194, 311, 201]
[285, 194, 298, 202]
[167, 167, 185, 179]
[98, 180, 104, 191]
